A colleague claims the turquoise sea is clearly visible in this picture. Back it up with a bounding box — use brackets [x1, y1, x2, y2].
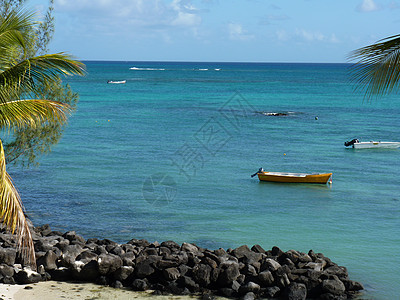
[11, 61, 399, 299]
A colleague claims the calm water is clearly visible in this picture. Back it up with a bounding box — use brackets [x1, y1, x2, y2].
[11, 61, 400, 299]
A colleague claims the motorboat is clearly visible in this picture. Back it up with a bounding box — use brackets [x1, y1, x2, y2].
[344, 139, 400, 149]
[107, 80, 126, 84]
[251, 168, 332, 184]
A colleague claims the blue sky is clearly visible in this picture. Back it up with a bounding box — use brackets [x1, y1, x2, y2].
[29, 0, 400, 63]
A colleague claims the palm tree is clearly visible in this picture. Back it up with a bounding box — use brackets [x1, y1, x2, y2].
[349, 34, 400, 99]
[0, 8, 85, 268]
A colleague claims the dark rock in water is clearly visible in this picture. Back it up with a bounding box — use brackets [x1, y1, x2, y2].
[251, 244, 266, 254]
[127, 239, 150, 248]
[286, 282, 307, 300]
[161, 240, 180, 250]
[342, 279, 364, 291]
[63, 231, 86, 245]
[34, 224, 52, 237]
[319, 292, 347, 300]
[322, 278, 346, 295]
[0, 223, 364, 300]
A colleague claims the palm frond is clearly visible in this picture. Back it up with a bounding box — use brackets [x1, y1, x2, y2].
[0, 139, 35, 268]
[348, 34, 400, 99]
[0, 53, 85, 95]
[0, 8, 35, 59]
[0, 98, 71, 130]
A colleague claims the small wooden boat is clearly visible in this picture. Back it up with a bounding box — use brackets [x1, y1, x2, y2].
[251, 168, 332, 184]
[345, 139, 400, 149]
[107, 80, 126, 84]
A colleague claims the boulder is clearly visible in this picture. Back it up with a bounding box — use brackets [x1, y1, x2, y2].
[72, 260, 100, 281]
[113, 266, 134, 282]
[286, 282, 307, 300]
[239, 281, 261, 294]
[251, 244, 266, 254]
[36, 250, 58, 271]
[262, 258, 281, 272]
[132, 278, 149, 291]
[243, 292, 256, 300]
[322, 278, 346, 295]
[63, 231, 86, 244]
[15, 267, 42, 284]
[192, 263, 212, 287]
[0, 248, 16, 265]
[218, 261, 240, 286]
[135, 260, 155, 278]
[0, 264, 14, 277]
[98, 253, 123, 275]
[48, 267, 72, 281]
[177, 276, 199, 292]
[163, 267, 180, 281]
[258, 270, 275, 286]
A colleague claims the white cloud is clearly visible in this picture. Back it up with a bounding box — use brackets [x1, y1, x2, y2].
[357, 0, 379, 12]
[54, 0, 202, 30]
[329, 33, 340, 43]
[295, 29, 324, 42]
[228, 23, 254, 41]
[276, 29, 289, 41]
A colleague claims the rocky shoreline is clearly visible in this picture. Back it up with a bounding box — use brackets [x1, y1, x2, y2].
[0, 223, 364, 299]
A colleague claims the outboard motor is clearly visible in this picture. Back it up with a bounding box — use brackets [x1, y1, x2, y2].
[344, 139, 359, 147]
[251, 167, 264, 177]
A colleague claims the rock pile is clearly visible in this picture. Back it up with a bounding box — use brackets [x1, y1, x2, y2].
[0, 224, 364, 299]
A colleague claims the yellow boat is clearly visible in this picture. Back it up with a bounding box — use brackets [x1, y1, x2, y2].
[251, 168, 332, 184]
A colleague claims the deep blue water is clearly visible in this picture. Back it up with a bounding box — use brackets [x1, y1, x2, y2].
[10, 61, 400, 299]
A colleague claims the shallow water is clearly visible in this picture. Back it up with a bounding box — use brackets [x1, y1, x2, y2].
[10, 61, 400, 299]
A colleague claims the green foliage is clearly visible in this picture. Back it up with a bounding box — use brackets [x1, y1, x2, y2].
[1, 0, 82, 166]
[0, 4, 84, 268]
[349, 34, 400, 99]
[5, 79, 79, 166]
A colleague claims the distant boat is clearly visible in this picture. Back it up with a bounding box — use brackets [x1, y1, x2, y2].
[251, 168, 332, 184]
[344, 139, 400, 149]
[107, 80, 126, 84]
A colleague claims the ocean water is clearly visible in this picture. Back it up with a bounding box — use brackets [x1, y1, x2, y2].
[10, 61, 400, 299]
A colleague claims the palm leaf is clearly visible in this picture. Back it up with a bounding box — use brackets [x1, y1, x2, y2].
[349, 34, 400, 99]
[0, 53, 85, 97]
[0, 98, 71, 130]
[0, 8, 35, 60]
[0, 139, 35, 268]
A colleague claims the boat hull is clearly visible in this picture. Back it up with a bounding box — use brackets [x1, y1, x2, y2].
[257, 172, 332, 184]
[352, 142, 400, 149]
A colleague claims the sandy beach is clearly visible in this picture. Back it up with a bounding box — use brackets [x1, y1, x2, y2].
[0, 282, 212, 300]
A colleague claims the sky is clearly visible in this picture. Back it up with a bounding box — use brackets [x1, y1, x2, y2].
[28, 0, 400, 63]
